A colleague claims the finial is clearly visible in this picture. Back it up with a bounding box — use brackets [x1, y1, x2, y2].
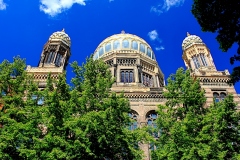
[187, 32, 190, 36]
[62, 28, 65, 32]
[121, 30, 125, 34]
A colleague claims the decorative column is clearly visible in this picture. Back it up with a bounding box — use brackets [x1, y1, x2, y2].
[155, 74, 160, 87]
[113, 64, 117, 82]
[137, 65, 142, 83]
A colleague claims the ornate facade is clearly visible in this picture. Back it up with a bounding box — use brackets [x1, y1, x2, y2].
[26, 30, 239, 160]
[93, 31, 165, 159]
[182, 33, 240, 107]
[26, 29, 71, 89]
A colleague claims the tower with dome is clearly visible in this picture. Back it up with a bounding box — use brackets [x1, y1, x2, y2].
[182, 32, 240, 107]
[27, 29, 71, 89]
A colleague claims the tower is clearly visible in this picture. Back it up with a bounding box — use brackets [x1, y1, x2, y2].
[182, 33, 240, 107]
[27, 29, 71, 89]
[93, 31, 165, 160]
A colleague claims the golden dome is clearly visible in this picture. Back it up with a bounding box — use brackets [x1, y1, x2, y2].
[49, 29, 71, 47]
[182, 32, 203, 50]
[93, 31, 156, 60]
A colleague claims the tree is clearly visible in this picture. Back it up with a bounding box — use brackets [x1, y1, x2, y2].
[151, 68, 240, 159]
[67, 57, 144, 159]
[0, 57, 41, 159]
[151, 68, 207, 159]
[191, 0, 240, 84]
[198, 95, 240, 159]
[0, 56, 146, 159]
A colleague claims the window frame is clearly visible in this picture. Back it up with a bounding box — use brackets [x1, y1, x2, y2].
[120, 70, 134, 83]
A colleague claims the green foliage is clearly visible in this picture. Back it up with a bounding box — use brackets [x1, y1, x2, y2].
[151, 68, 240, 159]
[0, 56, 40, 159]
[191, 0, 240, 84]
[199, 95, 240, 159]
[67, 57, 144, 159]
[151, 68, 207, 159]
[0, 56, 145, 159]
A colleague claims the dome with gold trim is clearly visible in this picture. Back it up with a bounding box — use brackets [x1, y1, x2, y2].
[93, 31, 156, 60]
[49, 29, 71, 47]
[182, 32, 203, 50]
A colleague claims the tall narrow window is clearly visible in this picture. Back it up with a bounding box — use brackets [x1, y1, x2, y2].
[128, 111, 138, 130]
[220, 92, 226, 100]
[105, 42, 112, 52]
[129, 72, 133, 82]
[55, 53, 62, 67]
[142, 73, 153, 87]
[113, 40, 120, 49]
[147, 48, 152, 57]
[122, 40, 129, 48]
[192, 56, 200, 69]
[120, 70, 134, 83]
[146, 111, 159, 138]
[152, 53, 155, 60]
[131, 41, 138, 50]
[200, 54, 208, 66]
[125, 72, 129, 82]
[213, 92, 220, 102]
[140, 43, 145, 53]
[46, 52, 54, 64]
[99, 47, 104, 57]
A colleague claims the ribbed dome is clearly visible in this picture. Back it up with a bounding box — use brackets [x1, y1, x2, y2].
[182, 33, 203, 50]
[93, 31, 156, 60]
[49, 29, 71, 47]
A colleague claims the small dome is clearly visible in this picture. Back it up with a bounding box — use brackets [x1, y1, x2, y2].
[182, 32, 203, 50]
[93, 31, 156, 60]
[49, 29, 71, 47]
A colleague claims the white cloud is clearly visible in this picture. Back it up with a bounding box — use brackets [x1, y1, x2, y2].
[148, 30, 165, 51]
[148, 30, 162, 43]
[155, 46, 165, 51]
[150, 6, 163, 15]
[148, 30, 158, 41]
[0, 0, 6, 10]
[109, 0, 114, 2]
[151, 0, 185, 15]
[40, 0, 86, 16]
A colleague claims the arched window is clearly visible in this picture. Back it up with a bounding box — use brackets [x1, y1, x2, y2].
[55, 53, 62, 67]
[46, 52, 55, 64]
[128, 111, 138, 130]
[99, 47, 104, 57]
[152, 53, 156, 60]
[213, 92, 220, 102]
[105, 42, 112, 52]
[192, 55, 200, 69]
[146, 111, 158, 128]
[200, 54, 208, 66]
[220, 92, 226, 100]
[120, 70, 134, 83]
[146, 111, 159, 138]
[122, 39, 129, 48]
[213, 92, 227, 102]
[131, 40, 138, 50]
[113, 40, 120, 49]
[140, 43, 145, 53]
[147, 48, 152, 57]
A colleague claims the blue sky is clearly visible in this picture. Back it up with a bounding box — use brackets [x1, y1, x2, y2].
[0, 0, 239, 93]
